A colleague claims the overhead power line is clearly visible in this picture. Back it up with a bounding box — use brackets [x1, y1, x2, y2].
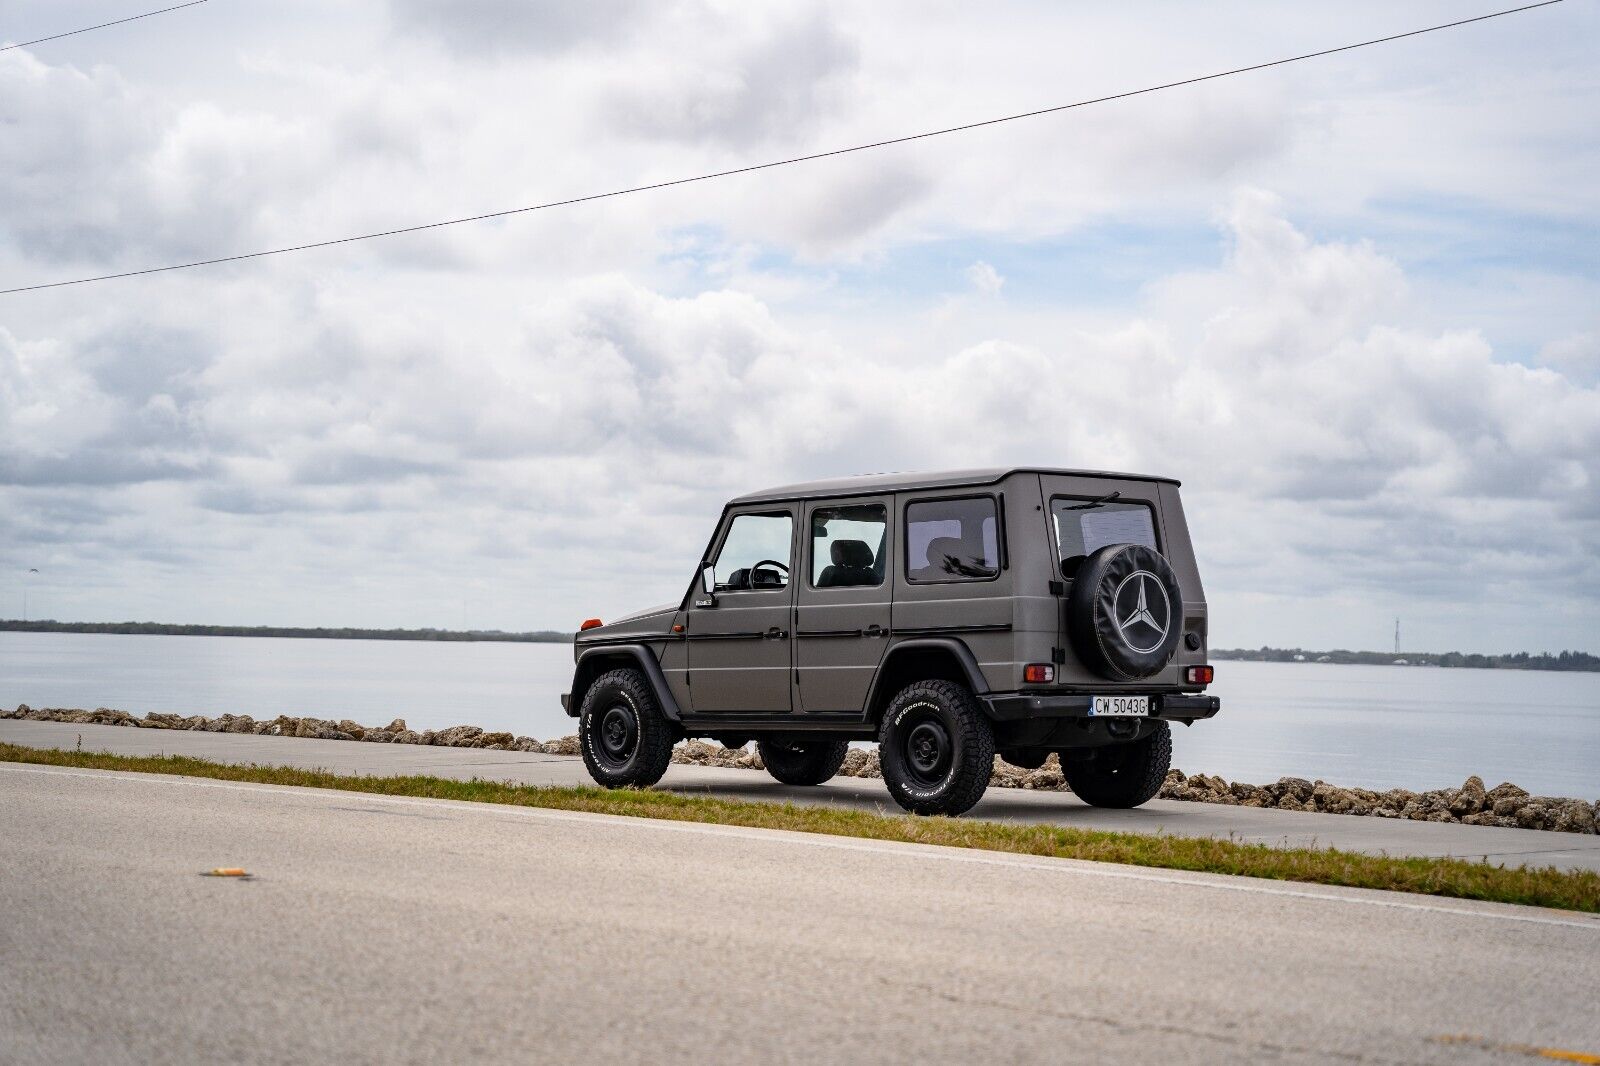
[1, 1, 210, 53]
[0, 0, 1565, 296]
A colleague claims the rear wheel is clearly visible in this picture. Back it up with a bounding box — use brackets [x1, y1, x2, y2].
[878, 680, 994, 816]
[1061, 722, 1171, 808]
[757, 740, 850, 785]
[579, 669, 674, 788]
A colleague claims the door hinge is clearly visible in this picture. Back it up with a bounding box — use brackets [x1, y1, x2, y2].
[1048, 580, 1065, 596]
[794, 669, 800, 685]
[1051, 647, 1066, 665]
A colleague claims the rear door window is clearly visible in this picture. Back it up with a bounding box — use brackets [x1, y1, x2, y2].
[906, 497, 999, 583]
[1052, 497, 1157, 577]
[811, 504, 888, 588]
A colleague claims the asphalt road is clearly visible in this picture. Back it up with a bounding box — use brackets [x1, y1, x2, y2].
[6, 720, 1600, 872]
[2, 764, 1597, 1065]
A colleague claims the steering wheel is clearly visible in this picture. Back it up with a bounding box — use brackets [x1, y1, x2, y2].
[750, 559, 790, 584]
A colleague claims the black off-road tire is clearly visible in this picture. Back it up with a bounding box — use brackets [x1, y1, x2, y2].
[1061, 722, 1172, 809]
[878, 680, 995, 816]
[757, 740, 850, 786]
[579, 668, 675, 789]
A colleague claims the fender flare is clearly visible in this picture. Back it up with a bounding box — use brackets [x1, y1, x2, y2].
[567, 644, 683, 722]
[861, 636, 991, 721]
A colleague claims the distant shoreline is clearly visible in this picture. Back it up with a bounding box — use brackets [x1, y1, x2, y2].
[0, 620, 572, 644]
[1213, 647, 1598, 673]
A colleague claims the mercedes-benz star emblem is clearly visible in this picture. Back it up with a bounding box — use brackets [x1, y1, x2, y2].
[1113, 571, 1171, 654]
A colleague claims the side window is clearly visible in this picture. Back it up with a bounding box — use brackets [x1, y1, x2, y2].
[1052, 498, 1157, 577]
[713, 512, 793, 592]
[810, 504, 887, 588]
[906, 497, 999, 583]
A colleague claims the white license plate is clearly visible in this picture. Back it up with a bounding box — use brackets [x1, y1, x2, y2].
[1090, 695, 1149, 717]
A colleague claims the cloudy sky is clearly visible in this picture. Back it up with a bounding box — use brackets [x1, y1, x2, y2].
[2, 0, 1596, 652]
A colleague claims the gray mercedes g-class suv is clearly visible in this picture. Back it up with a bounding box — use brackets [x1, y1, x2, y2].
[562, 468, 1218, 816]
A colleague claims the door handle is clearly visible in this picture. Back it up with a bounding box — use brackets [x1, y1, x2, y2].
[864, 624, 888, 638]
[765, 626, 788, 639]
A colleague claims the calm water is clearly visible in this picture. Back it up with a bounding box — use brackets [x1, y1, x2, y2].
[2, 632, 1596, 798]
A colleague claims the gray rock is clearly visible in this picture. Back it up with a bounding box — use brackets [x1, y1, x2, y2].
[540, 735, 580, 756]
[1277, 777, 1314, 803]
[839, 749, 879, 778]
[1449, 776, 1487, 816]
[361, 729, 396, 743]
[336, 719, 366, 739]
[433, 725, 484, 747]
[1553, 800, 1595, 834]
[385, 719, 407, 734]
[393, 730, 422, 745]
[989, 758, 1027, 789]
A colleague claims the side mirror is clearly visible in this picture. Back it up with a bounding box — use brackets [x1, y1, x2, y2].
[696, 564, 717, 608]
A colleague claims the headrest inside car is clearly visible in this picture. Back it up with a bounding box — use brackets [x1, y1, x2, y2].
[830, 539, 874, 568]
[924, 537, 969, 569]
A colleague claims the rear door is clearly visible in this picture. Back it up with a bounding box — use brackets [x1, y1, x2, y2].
[685, 508, 796, 713]
[795, 497, 893, 713]
[1039, 474, 1181, 688]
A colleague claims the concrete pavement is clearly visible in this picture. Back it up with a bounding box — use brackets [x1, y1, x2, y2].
[5, 719, 1600, 872]
[2, 764, 1597, 1065]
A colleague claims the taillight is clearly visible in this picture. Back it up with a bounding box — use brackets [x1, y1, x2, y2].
[579, 618, 603, 631]
[1023, 663, 1055, 684]
[1185, 665, 1214, 685]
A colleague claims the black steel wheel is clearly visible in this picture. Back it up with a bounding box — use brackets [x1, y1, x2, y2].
[757, 739, 850, 786]
[878, 679, 994, 816]
[579, 668, 674, 788]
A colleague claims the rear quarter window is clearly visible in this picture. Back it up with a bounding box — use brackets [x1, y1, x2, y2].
[905, 496, 1000, 583]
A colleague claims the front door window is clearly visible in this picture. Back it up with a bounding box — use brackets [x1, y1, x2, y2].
[712, 512, 793, 591]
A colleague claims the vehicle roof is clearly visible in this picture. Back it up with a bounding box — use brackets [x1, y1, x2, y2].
[727, 467, 1179, 505]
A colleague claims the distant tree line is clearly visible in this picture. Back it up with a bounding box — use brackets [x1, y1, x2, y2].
[0, 620, 573, 643]
[1213, 646, 1599, 672]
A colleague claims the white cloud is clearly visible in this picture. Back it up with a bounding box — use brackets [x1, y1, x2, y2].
[965, 261, 1004, 297]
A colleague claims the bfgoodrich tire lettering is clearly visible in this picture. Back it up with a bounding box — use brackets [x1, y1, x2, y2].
[878, 680, 995, 816]
[1061, 721, 1171, 809]
[757, 740, 850, 786]
[579, 668, 674, 788]
[1067, 543, 1184, 681]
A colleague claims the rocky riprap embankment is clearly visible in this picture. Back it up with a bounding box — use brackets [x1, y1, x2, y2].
[2, 704, 577, 754]
[6, 704, 1596, 835]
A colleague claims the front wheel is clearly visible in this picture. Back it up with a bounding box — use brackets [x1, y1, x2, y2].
[757, 740, 850, 785]
[579, 669, 675, 788]
[1061, 722, 1171, 808]
[878, 680, 995, 816]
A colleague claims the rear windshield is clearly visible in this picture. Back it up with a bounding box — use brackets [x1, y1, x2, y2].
[1052, 497, 1157, 577]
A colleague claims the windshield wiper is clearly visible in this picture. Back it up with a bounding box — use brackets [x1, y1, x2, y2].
[1061, 491, 1121, 510]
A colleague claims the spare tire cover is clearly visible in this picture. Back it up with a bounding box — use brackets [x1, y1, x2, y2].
[1066, 543, 1183, 681]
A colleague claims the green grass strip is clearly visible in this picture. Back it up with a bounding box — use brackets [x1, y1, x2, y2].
[4, 741, 1597, 913]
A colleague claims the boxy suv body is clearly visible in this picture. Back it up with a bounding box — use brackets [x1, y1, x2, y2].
[562, 468, 1218, 815]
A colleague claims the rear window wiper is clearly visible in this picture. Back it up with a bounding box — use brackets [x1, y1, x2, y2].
[1061, 490, 1121, 510]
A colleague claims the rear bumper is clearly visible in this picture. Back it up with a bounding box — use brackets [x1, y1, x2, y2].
[980, 691, 1220, 722]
